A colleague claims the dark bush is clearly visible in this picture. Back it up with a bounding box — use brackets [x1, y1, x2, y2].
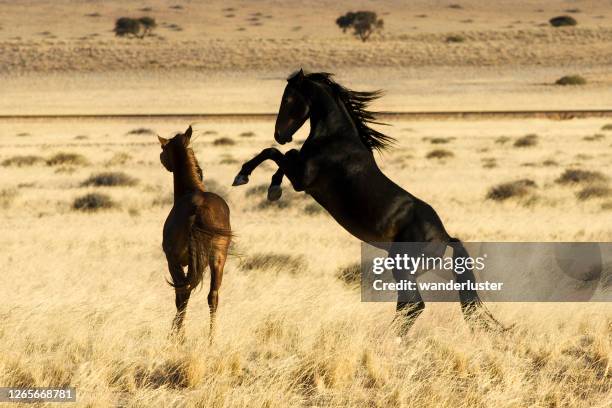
[576, 185, 611, 201]
[555, 75, 586, 86]
[1, 155, 45, 167]
[114, 17, 156, 38]
[601, 124, 612, 131]
[73, 193, 115, 211]
[486, 179, 537, 201]
[304, 202, 324, 215]
[213, 137, 235, 146]
[555, 169, 607, 185]
[549, 16, 577, 27]
[514, 134, 538, 147]
[426, 149, 454, 159]
[446, 35, 465, 43]
[336, 11, 384, 42]
[126, 127, 155, 135]
[239, 253, 306, 274]
[46, 152, 89, 166]
[81, 172, 138, 187]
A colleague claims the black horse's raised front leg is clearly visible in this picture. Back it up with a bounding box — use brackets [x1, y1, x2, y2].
[232, 148, 304, 199]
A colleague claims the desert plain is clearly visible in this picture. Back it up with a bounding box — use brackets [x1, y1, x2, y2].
[0, 1, 611, 407]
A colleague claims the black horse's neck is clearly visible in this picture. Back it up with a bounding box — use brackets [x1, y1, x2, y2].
[306, 82, 364, 149]
[172, 148, 204, 200]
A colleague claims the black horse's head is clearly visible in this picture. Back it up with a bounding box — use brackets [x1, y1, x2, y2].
[158, 126, 193, 172]
[275, 69, 310, 144]
[274, 69, 394, 151]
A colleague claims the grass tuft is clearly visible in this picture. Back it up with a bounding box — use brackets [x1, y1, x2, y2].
[486, 179, 537, 201]
[73, 193, 115, 211]
[549, 16, 577, 27]
[555, 75, 586, 86]
[81, 172, 138, 187]
[514, 134, 538, 147]
[555, 169, 607, 185]
[426, 149, 454, 159]
[576, 185, 611, 201]
[47, 152, 89, 166]
[1, 155, 45, 167]
[239, 253, 306, 275]
[213, 137, 235, 146]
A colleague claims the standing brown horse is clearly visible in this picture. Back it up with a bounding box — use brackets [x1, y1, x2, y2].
[158, 126, 232, 341]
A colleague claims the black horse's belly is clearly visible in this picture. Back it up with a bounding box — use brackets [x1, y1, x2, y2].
[307, 173, 415, 243]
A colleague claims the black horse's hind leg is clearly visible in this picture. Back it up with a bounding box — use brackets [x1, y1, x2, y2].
[388, 242, 425, 335]
[449, 238, 507, 331]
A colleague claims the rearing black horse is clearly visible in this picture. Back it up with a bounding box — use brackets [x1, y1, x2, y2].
[233, 69, 503, 332]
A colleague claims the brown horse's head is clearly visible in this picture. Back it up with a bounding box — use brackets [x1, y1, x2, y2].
[275, 68, 311, 144]
[158, 126, 193, 172]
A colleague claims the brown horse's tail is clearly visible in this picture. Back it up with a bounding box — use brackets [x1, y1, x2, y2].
[169, 224, 232, 293]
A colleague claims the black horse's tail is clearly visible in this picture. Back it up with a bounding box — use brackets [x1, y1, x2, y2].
[167, 225, 232, 293]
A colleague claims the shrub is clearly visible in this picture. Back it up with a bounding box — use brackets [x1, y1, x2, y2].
[426, 149, 454, 159]
[336, 263, 361, 287]
[446, 35, 465, 43]
[239, 131, 255, 138]
[213, 137, 235, 146]
[46, 152, 89, 166]
[514, 134, 538, 147]
[583, 134, 605, 142]
[576, 185, 611, 201]
[0, 188, 18, 209]
[555, 75, 586, 86]
[486, 179, 537, 201]
[427, 137, 454, 144]
[105, 152, 132, 166]
[81, 172, 138, 187]
[336, 11, 384, 42]
[555, 169, 607, 185]
[126, 127, 155, 135]
[549, 16, 577, 27]
[239, 253, 306, 274]
[600, 124, 612, 131]
[73, 193, 115, 211]
[1, 155, 45, 167]
[304, 202, 324, 215]
[114, 17, 156, 38]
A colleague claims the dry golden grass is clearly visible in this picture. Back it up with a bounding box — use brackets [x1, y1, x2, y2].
[0, 117, 611, 407]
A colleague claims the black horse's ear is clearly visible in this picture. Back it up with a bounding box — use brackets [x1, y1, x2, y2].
[184, 126, 192, 145]
[288, 68, 305, 84]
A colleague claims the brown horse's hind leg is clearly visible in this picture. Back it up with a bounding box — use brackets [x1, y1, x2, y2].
[207, 247, 227, 344]
[166, 258, 191, 340]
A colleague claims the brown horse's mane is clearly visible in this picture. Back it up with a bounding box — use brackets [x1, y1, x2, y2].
[304, 72, 395, 152]
[184, 147, 205, 191]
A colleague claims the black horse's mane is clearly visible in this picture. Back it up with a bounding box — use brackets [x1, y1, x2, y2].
[304, 72, 395, 151]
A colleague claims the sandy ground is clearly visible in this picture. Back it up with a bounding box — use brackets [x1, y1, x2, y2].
[0, 117, 611, 406]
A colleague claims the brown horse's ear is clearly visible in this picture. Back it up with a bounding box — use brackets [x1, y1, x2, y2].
[184, 126, 193, 145]
[158, 135, 169, 146]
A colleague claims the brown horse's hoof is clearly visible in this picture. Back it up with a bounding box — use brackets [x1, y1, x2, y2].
[232, 174, 249, 186]
[267, 185, 282, 201]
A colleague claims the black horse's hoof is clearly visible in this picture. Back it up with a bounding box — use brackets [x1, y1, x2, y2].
[232, 174, 249, 186]
[267, 185, 282, 201]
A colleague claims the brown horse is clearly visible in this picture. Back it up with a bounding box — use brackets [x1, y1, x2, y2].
[158, 126, 232, 341]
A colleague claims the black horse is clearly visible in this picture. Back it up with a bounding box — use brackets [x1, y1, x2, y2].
[233, 69, 503, 332]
